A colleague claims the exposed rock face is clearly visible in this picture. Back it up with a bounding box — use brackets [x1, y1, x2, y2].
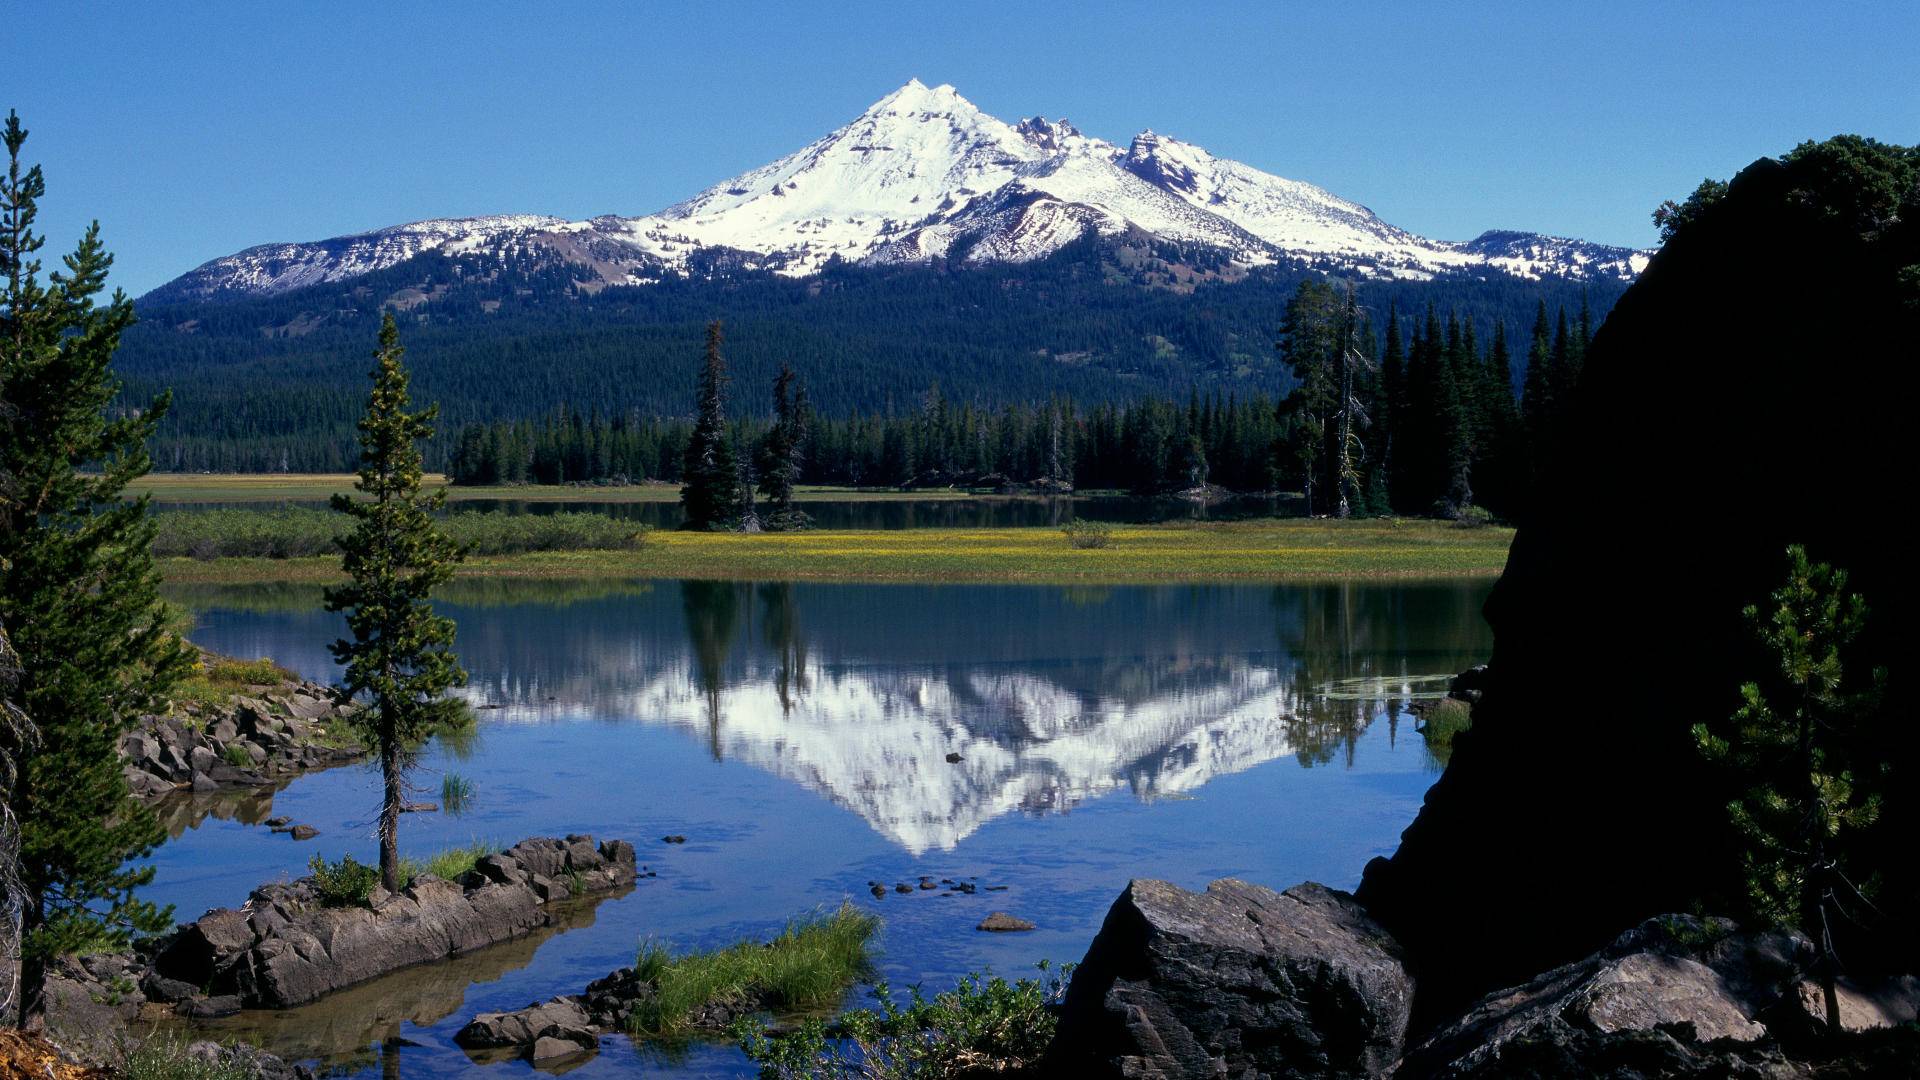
[146, 836, 636, 1010]
[1399, 915, 1808, 1076]
[119, 677, 362, 800]
[1357, 143, 1917, 1018]
[1051, 878, 1413, 1078]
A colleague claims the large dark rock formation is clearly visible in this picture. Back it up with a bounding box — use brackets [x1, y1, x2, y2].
[1049, 879, 1413, 1078]
[1399, 915, 1807, 1077]
[1357, 140, 1918, 1020]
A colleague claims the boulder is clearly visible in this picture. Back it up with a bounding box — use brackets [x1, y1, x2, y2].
[531, 1034, 593, 1064]
[1051, 878, 1413, 1079]
[456, 997, 595, 1049]
[1399, 915, 1813, 1077]
[1788, 973, 1920, 1035]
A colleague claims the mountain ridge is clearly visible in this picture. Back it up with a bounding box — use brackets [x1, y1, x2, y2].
[145, 80, 1650, 304]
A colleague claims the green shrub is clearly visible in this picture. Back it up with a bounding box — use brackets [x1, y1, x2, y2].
[220, 742, 253, 768]
[1417, 696, 1473, 768]
[1062, 519, 1114, 549]
[120, 1036, 256, 1080]
[1449, 504, 1498, 529]
[737, 961, 1072, 1079]
[308, 853, 379, 908]
[627, 903, 878, 1040]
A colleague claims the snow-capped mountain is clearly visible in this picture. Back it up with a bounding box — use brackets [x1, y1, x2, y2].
[147, 80, 1649, 303]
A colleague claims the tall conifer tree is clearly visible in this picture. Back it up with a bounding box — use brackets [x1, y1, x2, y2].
[681, 322, 743, 528]
[0, 113, 192, 1022]
[325, 313, 466, 893]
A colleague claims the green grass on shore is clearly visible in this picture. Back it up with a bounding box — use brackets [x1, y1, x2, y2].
[158, 519, 1513, 586]
[628, 903, 878, 1039]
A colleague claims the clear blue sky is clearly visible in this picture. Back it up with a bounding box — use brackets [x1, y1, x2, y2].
[13, 1, 1917, 296]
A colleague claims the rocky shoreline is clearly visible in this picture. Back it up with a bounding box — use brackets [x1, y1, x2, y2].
[44, 836, 638, 1067]
[1045, 876, 1920, 1077]
[119, 667, 364, 802]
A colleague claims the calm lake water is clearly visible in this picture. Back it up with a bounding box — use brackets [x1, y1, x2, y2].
[153, 579, 1490, 1077]
[160, 493, 1300, 530]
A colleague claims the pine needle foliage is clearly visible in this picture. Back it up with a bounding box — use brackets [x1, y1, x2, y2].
[0, 111, 194, 1023]
[324, 313, 466, 892]
[1693, 545, 1888, 1034]
[680, 321, 744, 530]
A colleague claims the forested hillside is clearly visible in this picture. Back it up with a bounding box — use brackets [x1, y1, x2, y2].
[117, 236, 1622, 472]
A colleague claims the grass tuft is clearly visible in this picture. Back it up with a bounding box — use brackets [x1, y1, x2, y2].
[627, 903, 879, 1040]
[120, 1035, 257, 1080]
[441, 772, 476, 815]
[397, 838, 499, 886]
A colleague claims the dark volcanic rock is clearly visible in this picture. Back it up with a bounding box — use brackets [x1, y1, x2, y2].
[1398, 914, 1807, 1077]
[1357, 143, 1918, 1019]
[148, 835, 637, 1009]
[1052, 878, 1412, 1079]
[457, 997, 597, 1050]
[117, 657, 366, 802]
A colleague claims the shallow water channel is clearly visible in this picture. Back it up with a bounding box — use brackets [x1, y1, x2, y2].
[151, 578, 1491, 1077]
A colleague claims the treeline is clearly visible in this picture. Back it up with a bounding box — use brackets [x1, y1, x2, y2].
[447, 390, 1288, 495]
[1274, 282, 1594, 519]
[118, 235, 1624, 472]
[449, 281, 1597, 519]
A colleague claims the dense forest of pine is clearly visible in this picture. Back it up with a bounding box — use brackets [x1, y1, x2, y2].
[116, 236, 1622, 475]
[445, 286, 1597, 522]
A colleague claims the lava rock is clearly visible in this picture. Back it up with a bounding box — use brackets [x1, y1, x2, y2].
[1400, 915, 1814, 1077]
[1052, 878, 1412, 1079]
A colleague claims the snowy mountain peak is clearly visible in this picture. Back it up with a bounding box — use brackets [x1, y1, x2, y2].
[146, 82, 1653, 303]
[865, 78, 971, 116]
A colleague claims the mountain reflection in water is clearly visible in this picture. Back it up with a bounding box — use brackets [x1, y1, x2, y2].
[420, 580, 1493, 855]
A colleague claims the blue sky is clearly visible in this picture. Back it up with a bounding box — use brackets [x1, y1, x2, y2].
[13, 1, 1917, 296]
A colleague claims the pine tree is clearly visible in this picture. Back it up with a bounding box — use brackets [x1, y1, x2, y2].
[0, 113, 193, 1022]
[1520, 300, 1554, 476]
[1379, 308, 1408, 511]
[1476, 321, 1523, 515]
[1693, 547, 1887, 1035]
[1, 610, 28, 1018]
[755, 363, 811, 529]
[325, 313, 467, 893]
[680, 321, 743, 529]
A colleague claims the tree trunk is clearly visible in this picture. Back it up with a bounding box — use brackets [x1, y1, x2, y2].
[379, 726, 403, 894]
[14, 896, 42, 1028]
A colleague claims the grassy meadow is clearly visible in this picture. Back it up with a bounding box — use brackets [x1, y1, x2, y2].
[159, 518, 1513, 585]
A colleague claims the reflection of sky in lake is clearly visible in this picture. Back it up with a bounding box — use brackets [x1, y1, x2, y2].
[152, 579, 1490, 1078]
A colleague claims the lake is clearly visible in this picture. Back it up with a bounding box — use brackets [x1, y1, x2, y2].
[153, 578, 1491, 1077]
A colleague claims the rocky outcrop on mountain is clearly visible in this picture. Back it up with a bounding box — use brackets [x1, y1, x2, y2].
[1356, 139, 1918, 1021]
[119, 674, 362, 800]
[136, 836, 636, 1012]
[1049, 878, 1413, 1078]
